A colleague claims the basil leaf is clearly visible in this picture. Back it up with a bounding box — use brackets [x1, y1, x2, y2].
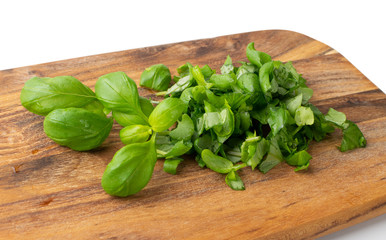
[225, 171, 245, 190]
[286, 150, 312, 166]
[192, 65, 213, 88]
[163, 158, 183, 175]
[286, 94, 303, 116]
[267, 106, 287, 136]
[295, 106, 314, 126]
[240, 137, 269, 170]
[140, 64, 171, 91]
[95, 71, 147, 122]
[157, 140, 192, 159]
[112, 96, 154, 127]
[209, 74, 235, 90]
[338, 120, 367, 152]
[201, 149, 233, 174]
[149, 98, 187, 132]
[201, 65, 215, 80]
[43, 108, 113, 151]
[169, 114, 195, 141]
[246, 42, 272, 68]
[259, 61, 274, 96]
[220, 55, 234, 74]
[237, 72, 260, 93]
[157, 74, 193, 96]
[20, 76, 97, 116]
[259, 139, 283, 173]
[101, 135, 157, 197]
[193, 133, 222, 155]
[120, 125, 152, 145]
[325, 108, 346, 127]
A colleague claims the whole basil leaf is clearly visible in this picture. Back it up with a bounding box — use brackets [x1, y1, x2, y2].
[95, 71, 147, 122]
[20, 76, 97, 116]
[113, 96, 154, 127]
[225, 171, 245, 190]
[44, 108, 113, 151]
[169, 114, 194, 141]
[149, 98, 187, 132]
[201, 149, 233, 174]
[140, 64, 171, 91]
[120, 125, 152, 145]
[101, 135, 157, 197]
[246, 42, 272, 68]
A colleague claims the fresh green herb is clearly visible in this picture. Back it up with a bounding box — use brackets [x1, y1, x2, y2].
[20, 42, 367, 197]
[101, 135, 157, 197]
[140, 64, 171, 91]
[44, 108, 113, 151]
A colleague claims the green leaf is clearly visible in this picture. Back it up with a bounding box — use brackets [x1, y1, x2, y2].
[20, 76, 97, 116]
[338, 120, 366, 152]
[158, 74, 193, 96]
[112, 96, 154, 127]
[286, 150, 312, 166]
[163, 158, 183, 175]
[192, 65, 213, 88]
[220, 55, 234, 74]
[240, 137, 269, 170]
[225, 171, 245, 190]
[157, 140, 192, 159]
[237, 72, 260, 93]
[201, 65, 215, 80]
[169, 114, 195, 141]
[259, 61, 275, 96]
[209, 74, 235, 90]
[295, 106, 314, 126]
[193, 133, 221, 155]
[149, 98, 187, 132]
[259, 139, 283, 173]
[286, 94, 303, 116]
[246, 42, 272, 68]
[95, 71, 148, 126]
[325, 108, 346, 127]
[140, 64, 171, 91]
[268, 106, 287, 136]
[296, 87, 313, 104]
[294, 162, 310, 171]
[43, 108, 113, 151]
[120, 125, 152, 145]
[101, 135, 157, 197]
[201, 149, 234, 174]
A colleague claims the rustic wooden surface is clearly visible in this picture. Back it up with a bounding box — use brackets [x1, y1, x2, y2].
[0, 30, 385, 240]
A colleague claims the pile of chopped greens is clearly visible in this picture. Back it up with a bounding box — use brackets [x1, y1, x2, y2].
[20, 42, 366, 197]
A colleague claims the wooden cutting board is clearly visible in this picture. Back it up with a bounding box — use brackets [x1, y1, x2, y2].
[0, 30, 385, 240]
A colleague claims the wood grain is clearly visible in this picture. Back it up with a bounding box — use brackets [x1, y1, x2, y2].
[0, 30, 385, 240]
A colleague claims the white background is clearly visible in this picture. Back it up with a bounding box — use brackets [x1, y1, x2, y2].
[1, 0, 385, 239]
